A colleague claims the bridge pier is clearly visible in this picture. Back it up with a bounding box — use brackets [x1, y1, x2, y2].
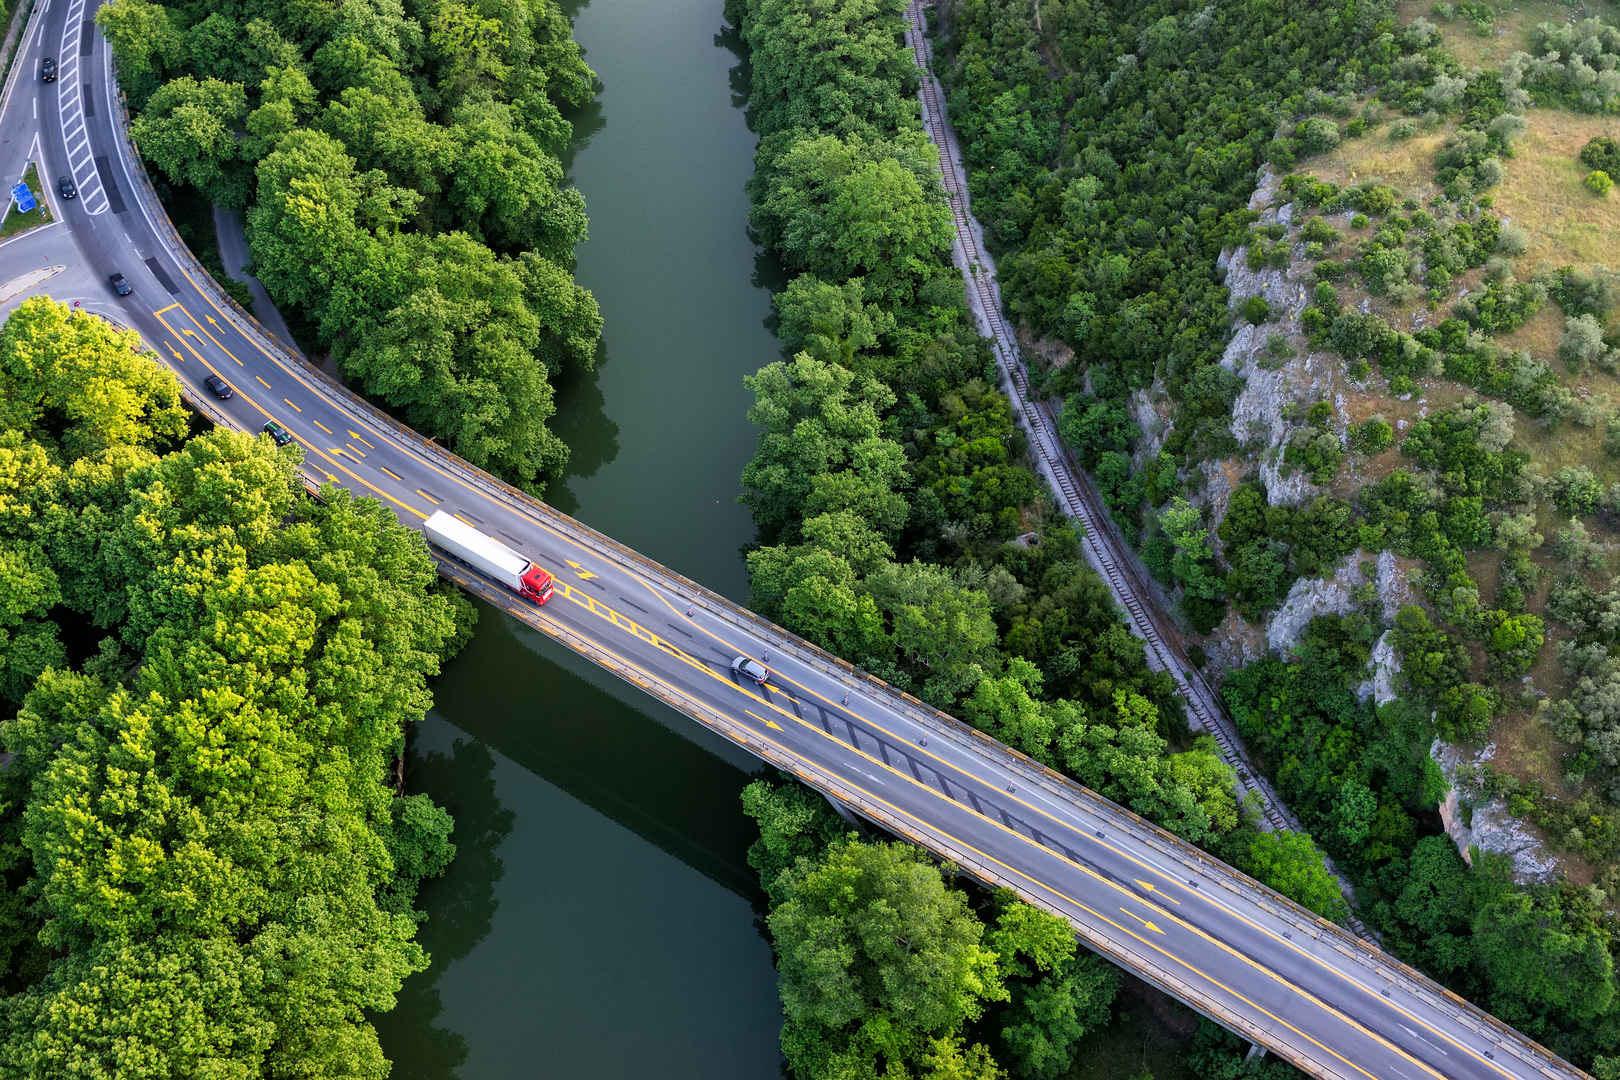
[1245, 1043, 1268, 1063]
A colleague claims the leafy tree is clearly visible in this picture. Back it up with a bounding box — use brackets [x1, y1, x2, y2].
[96, 0, 185, 107]
[769, 838, 1007, 1080]
[1436, 683, 1499, 742]
[776, 275, 897, 371]
[0, 299, 467, 1078]
[751, 132, 955, 308]
[742, 354, 910, 543]
[986, 894, 1118, 1080]
[741, 778, 853, 906]
[1244, 830, 1349, 923]
[131, 76, 250, 207]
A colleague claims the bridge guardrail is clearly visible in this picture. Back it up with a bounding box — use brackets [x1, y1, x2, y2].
[103, 37, 1588, 1080]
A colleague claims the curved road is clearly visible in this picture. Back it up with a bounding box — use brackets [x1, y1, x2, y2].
[0, 5, 1590, 1080]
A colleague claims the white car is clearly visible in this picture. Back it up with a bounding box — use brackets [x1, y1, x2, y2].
[731, 655, 769, 685]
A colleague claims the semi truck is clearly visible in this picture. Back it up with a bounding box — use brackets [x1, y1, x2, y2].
[423, 510, 555, 604]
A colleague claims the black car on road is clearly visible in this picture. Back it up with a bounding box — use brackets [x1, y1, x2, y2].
[58, 176, 76, 200]
[203, 375, 233, 400]
[108, 272, 132, 296]
[261, 420, 293, 446]
[40, 57, 55, 82]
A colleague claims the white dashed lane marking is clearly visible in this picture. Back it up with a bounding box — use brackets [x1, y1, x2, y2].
[55, 0, 107, 215]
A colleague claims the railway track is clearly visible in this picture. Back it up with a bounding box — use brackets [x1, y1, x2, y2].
[900, 1, 1370, 935]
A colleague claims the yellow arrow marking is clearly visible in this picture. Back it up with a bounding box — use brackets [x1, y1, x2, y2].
[1135, 879, 1180, 905]
[349, 430, 375, 449]
[746, 709, 782, 731]
[206, 315, 218, 324]
[1121, 908, 1165, 935]
[566, 559, 597, 580]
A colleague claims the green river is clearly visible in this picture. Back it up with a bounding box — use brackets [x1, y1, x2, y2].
[373, 2, 1195, 1077]
[372, 0, 785, 1076]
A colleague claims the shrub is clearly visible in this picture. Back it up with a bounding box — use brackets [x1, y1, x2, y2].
[1553, 465, 1604, 516]
[1585, 169, 1614, 197]
[1297, 117, 1342, 155]
[1352, 416, 1394, 453]
[1581, 136, 1620, 177]
[1351, 212, 1370, 229]
[1560, 314, 1608, 374]
[1495, 223, 1528, 256]
[1242, 295, 1272, 324]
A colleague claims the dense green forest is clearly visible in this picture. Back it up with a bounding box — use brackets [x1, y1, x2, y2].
[721, 0, 1620, 1074]
[723, 1, 1379, 1077]
[98, 0, 602, 487]
[0, 298, 470, 1077]
[931, 0, 1620, 1070]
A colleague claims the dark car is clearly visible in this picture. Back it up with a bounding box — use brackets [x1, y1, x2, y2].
[57, 176, 76, 200]
[731, 655, 770, 686]
[40, 57, 55, 82]
[261, 420, 293, 446]
[108, 272, 132, 296]
[203, 374, 233, 400]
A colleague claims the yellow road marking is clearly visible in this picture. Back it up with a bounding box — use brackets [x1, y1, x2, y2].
[416, 489, 440, 504]
[1136, 879, 1179, 904]
[349, 430, 374, 449]
[313, 419, 333, 434]
[283, 398, 301, 413]
[345, 442, 366, 459]
[154, 302, 181, 315]
[492, 606, 1380, 1080]
[164, 338, 182, 361]
[453, 512, 475, 526]
[380, 466, 403, 482]
[179, 306, 246, 368]
[635, 579, 1490, 1080]
[148, 310, 425, 520]
[255, 375, 271, 389]
[1122, 908, 1165, 934]
[154, 268, 1504, 1080]
[746, 709, 782, 731]
[626, 579, 1450, 1080]
[566, 559, 597, 580]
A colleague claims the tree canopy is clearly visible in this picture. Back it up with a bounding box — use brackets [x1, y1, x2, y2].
[0, 298, 469, 1078]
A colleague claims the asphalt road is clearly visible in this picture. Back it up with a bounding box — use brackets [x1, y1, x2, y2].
[0, 5, 1593, 1080]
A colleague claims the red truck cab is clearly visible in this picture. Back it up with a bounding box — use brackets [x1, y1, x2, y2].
[521, 565, 555, 604]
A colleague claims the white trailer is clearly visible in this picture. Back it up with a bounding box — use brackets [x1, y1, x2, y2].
[423, 510, 554, 604]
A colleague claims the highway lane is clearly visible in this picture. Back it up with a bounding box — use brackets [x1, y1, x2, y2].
[0, 4, 1592, 1079]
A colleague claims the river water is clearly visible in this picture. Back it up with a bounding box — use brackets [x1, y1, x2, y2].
[371, 1, 787, 1076]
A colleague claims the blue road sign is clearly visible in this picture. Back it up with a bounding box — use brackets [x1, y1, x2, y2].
[11, 182, 37, 214]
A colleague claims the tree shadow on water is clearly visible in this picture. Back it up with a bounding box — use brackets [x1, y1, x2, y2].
[374, 734, 516, 1080]
[543, 338, 620, 516]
